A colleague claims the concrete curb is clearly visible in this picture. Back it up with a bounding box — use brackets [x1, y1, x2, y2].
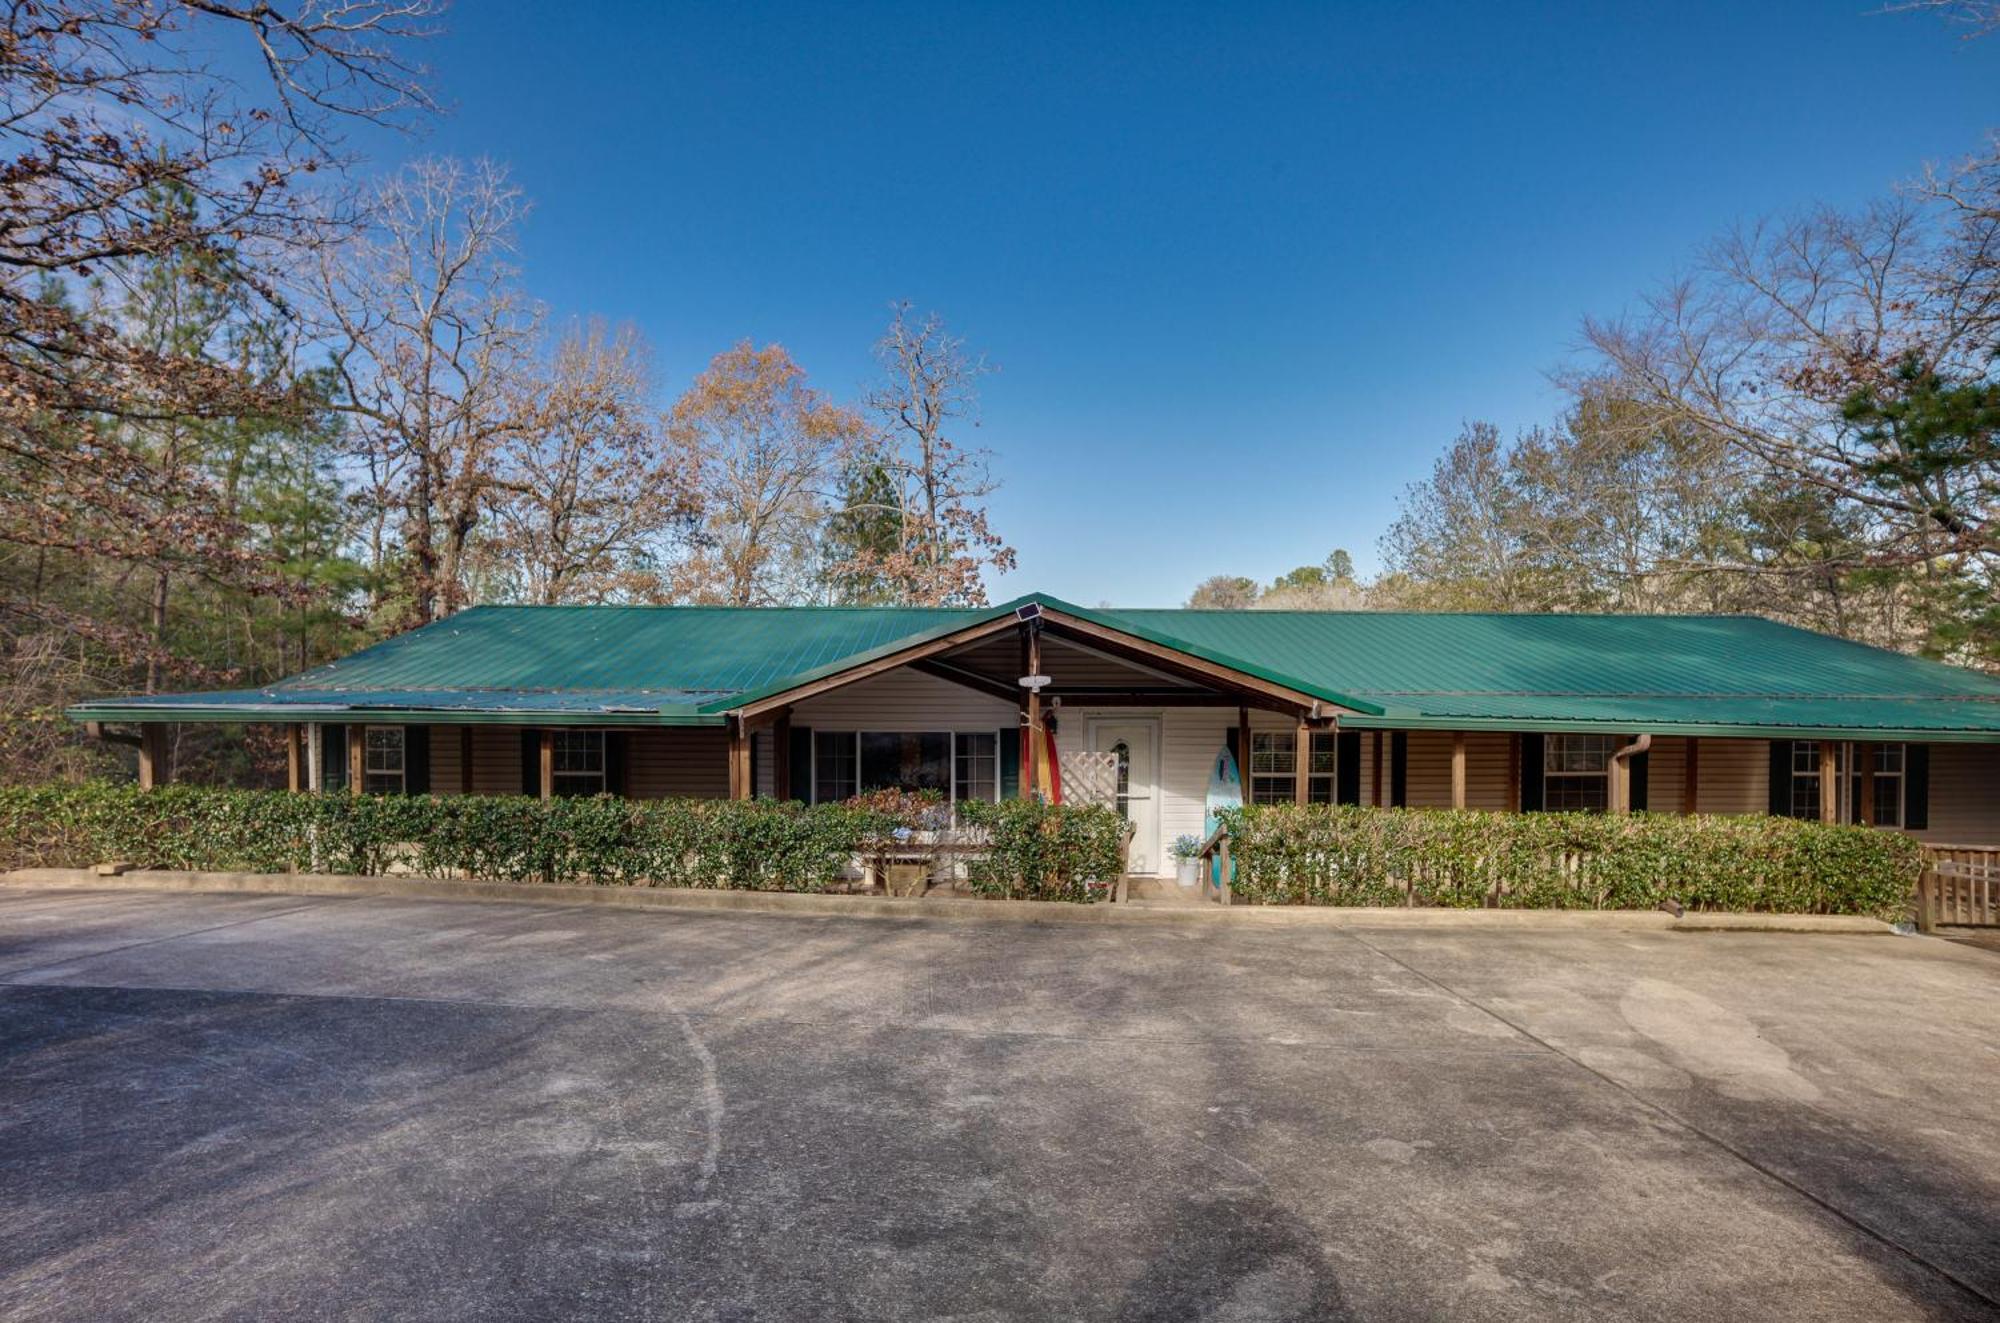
[0, 868, 1898, 935]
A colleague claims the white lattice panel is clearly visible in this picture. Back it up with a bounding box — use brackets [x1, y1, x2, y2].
[1063, 750, 1119, 809]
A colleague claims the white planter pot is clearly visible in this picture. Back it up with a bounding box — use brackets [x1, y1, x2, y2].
[1175, 859, 1200, 888]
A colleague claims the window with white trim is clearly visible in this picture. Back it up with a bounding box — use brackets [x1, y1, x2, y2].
[953, 732, 998, 803]
[1794, 741, 1905, 827]
[552, 729, 606, 798]
[363, 726, 405, 795]
[1861, 743, 1905, 828]
[1789, 741, 1824, 821]
[1249, 731, 1337, 804]
[1544, 734, 1613, 813]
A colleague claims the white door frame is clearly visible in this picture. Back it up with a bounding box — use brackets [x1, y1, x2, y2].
[1087, 715, 1162, 875]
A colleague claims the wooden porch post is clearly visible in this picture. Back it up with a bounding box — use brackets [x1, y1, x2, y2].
[1019, 624, 1041, 800]
[1372, 732, 1383, 807]
[1683, 738, 1699, 815]
[460, 727, 474, 795]
[772, 709, 792, 802]
[1611, 740, 1629, 815]
[540, 728, 555, 801]
[348, 725, 364, 796]
[1818, 740, 1838, 823]
[727, 718, 750, 801]
[1858, 742, 1875, 826]
[1450, 731, 1467, 810]
[1295, 717, 1311, 806]
[286, 724, 303, 792]
[1506, 733, 1520, 813]
[137, 722, 169, 791]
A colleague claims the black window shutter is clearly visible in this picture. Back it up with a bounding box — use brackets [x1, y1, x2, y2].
[403, 725, 430, 795]
[1768, 741, 1792, 818]
[789, 725, 812, 802]
[606, 731, 630, 799]
[1336, 731, 1361, 805]
[1904, 744, 1929, 830]
[322, 723, 348, 791]
[521, 729, 541, 798]
[1628, 748, 1648, 813]
[1520, 733, 1544, 812]
[1390, 732, 1408, 808]
[999, 728, 1020, 800]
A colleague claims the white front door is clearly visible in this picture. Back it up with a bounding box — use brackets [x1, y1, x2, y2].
[1092, 719, 1160, 875]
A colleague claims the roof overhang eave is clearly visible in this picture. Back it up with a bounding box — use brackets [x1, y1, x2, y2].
[1339, 713, 2000, 744]
[66, 703, 728, 727]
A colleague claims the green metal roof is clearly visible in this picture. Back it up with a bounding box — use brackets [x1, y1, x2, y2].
[67, 595, 2000, 741]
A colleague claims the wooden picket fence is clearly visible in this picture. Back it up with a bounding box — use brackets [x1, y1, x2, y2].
[1916, 845, 2000, 932]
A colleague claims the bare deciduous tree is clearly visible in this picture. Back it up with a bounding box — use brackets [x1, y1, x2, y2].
[316, 158, 539, 624]
[490, 320, 692, 604]
[836, 304, 1015, 606]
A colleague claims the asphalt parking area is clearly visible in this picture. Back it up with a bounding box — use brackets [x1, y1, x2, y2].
[1, 887, 1996, 1322]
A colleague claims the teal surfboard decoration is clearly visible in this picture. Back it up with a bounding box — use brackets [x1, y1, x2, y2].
[1203, 746, 1242, 891]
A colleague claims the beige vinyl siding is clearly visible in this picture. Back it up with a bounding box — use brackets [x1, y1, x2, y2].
[1692, 738, 1768, 816]
[423, 725, 459, 795]
[1643, 735, 1687, 815]
[1910, 742, 2000, 845]
[792, 666, 1016, 730]
[465, 726, 525, 797]
[628, 728, 729, 800]
[1404, 731, 1451, 807]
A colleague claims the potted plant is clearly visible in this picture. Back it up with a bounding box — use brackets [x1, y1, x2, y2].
[1171, 834, 1202, 888]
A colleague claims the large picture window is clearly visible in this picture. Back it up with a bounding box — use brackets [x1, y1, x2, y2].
[812, 731, 1002, 805]
[363, 726, 405, 795]
[1544, 734, 1613, 813]
[552, 730, 606, 798]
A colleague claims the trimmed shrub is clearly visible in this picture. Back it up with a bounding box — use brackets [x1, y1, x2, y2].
[1218, 804, 1922, 919]
[0, 783, 1117, 901]
[958, 798, 1127, 903]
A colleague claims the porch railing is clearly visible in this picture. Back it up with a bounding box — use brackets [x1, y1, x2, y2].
[1916, 844, 2000, 932]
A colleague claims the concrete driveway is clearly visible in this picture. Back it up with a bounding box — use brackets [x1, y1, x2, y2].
[0, 887, 1995, 1322]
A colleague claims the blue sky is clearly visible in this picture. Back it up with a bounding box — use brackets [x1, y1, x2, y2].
[384, 1, 1996, 606]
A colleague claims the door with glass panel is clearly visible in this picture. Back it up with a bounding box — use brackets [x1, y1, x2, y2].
[1090, 719, 1159, 874]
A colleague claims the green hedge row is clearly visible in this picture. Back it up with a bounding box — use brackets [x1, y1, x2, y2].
[1218, 804, 1923, 918]
[0, 783, 1130, 901]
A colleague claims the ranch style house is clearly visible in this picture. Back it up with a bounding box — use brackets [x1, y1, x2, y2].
[70, 594, 2000, 876]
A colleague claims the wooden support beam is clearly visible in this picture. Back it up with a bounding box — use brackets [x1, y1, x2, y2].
[772, 709, 792, 802]
[460, 727, 474, 795]
[910, 658, 1020, 703]
[1450, 731, 1467, 810]
[1295, 718, 1311, 806]
[287, 724, 303, 793]
[348, 725, 364, 796]
[1372, 732, 1383, 808]
[1858, 742, 1875, 827]
[1684, 738, 1700, 815]
[137, 723, 169, 791]
[84, 721, 142, 748]
[726, 719, 750, 800]
[1819, 740, 1838, 823]
[540, 728, 555, 802]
